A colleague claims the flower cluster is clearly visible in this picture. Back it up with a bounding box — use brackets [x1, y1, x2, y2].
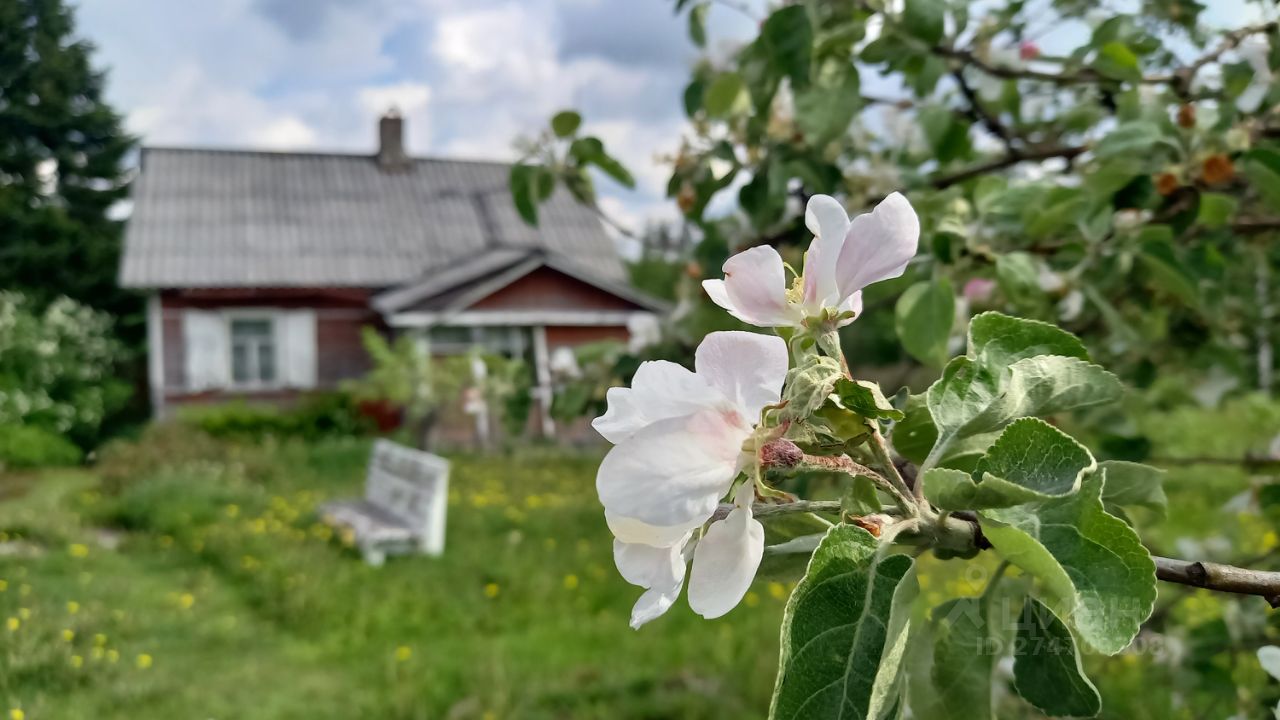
[594, 193, 920, 627]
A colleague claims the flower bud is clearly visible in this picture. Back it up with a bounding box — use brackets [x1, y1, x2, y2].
[1018, 41, 1040, 61]
[759, 438, 803, 469]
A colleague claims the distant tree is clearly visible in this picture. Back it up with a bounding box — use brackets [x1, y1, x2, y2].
[0, 0, 137, 341]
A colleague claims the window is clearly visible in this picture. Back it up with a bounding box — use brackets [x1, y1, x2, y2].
[426, 325, 530, 358]
[229, 318, 277, 386]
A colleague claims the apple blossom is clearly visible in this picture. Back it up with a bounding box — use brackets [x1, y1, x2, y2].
[592, 330, 786, 627]
[701, 193, 919, 330]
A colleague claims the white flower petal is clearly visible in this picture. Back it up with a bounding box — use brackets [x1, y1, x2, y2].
[711, 245, 797, 327]
[592, 360, 723, 443]
[686, 506, 765, 619]
[613, 538, 688, 588]
[592, 387, 644, 444]
[803, 194, 851, 309]
[694, 331, 788, 420]
[835, 192, 920, 301]
[596, 410, 749, 528]
[606, 512, 701, 548]
[630, 582, 683, 629]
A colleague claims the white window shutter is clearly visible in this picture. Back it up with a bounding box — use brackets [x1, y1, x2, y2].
[183, 310, 229, 390]
[282, 310, 317, 388]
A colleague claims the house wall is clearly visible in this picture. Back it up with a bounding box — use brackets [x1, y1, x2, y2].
[156, 288, 381, 414]
[469, 266, 640, 312]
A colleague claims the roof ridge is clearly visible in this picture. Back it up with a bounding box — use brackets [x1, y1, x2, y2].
[140, 145, 517, 167]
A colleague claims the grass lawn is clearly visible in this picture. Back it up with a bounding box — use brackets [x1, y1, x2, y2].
[0, 438, 786, 719]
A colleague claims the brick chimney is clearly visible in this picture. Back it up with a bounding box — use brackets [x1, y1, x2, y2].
[377, 108, 410, 172]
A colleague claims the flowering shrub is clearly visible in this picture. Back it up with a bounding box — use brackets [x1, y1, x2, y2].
[0, 293, 129, 447]
[591, 193, 1280, 718]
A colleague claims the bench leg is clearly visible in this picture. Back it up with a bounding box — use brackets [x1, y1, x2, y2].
[361, 545, 386, 567]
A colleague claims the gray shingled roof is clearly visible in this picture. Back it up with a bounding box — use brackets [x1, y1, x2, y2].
[119, 147, 625, 289]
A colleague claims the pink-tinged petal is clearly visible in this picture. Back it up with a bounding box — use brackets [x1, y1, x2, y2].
[694, 331, 788, 420]
[606, 512, 701, 548]
[630, 582, 683, 629]
[686, 506, 765, 619]
[832, 290, 864, 328]
[593, 360, 723, 444]
[702, 279, 733, 312]
[714, 245, 797, 327]
[613, 538, 688, 588]
[835, 192, 920, 301]
[596, 410, 749, 528]
[802, 195, 851, 310]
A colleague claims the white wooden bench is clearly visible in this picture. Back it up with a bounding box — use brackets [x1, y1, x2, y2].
[319, 439, 449, 566]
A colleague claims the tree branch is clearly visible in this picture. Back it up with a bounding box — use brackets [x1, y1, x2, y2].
[744, 501, 1280, 607]
[1154, 556, 1280, 608]
[950, 69, 1019, 152]
[930, 144, 1088, 189]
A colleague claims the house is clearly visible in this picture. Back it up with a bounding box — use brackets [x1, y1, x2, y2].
[118, 112, 666, 435]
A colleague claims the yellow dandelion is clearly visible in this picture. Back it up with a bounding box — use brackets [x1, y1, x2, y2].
[224, 504, 240, 518]
[106, 649, 119, 663]
[563, 574, 579, 591]
[394, 646, 412, 662]
[94, 633, 107, 646]
[0, 580, 7, 592]
[17, 608, 30, 620]
[91, 647, 104, 660]
[160, 535, 174, 548]
[768, 582, 787, 600]
[481, 711, 497, 720]
[10, 709, 24, 720]
[5, 617, 18, 632]
[18, 584, 29, 597]
[61, 628, 75, 642]
[745, 591, 761, 608]
[1264, 531, 1278, 551]
[66, 601, 80, 615]
[136, 653, 153, 669]
[178, 593, 195, 610]
[69, 543, 89, 558]
[71, 654, 84, 668]
[483, 583, 500, 599]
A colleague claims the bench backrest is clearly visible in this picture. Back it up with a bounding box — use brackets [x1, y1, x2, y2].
[365, 439, 450, 553]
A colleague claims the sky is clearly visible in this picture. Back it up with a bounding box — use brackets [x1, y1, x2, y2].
[74, 0, 762, 235]
[74, 0, 1266, 238]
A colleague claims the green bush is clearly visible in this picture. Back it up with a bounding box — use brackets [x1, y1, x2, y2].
[179, 392, 375, 442]
[0, 424, 83, 468]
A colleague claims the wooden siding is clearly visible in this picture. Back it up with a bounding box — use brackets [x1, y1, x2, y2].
[469, 266, 644, 312]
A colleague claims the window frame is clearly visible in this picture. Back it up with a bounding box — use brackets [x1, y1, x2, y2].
[224, 310, 282, 391]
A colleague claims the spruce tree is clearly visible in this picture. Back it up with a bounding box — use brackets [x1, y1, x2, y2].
[0, 0, 137, 342]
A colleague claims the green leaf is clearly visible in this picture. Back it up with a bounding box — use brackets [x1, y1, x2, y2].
[688, 2, 709, 47]
[842, 475, 884, 517]
[1012, 597, 1102, 717]
[1095, 121, 1164, 159]
[967, 312, 1089, 368]
[783, 355, 844, 420]
[975, 418, 1095, 498]
[1098, 460, 1167, 517]
[550, 110, 581, 138]
[902, 0, 945, 45]
[704, 72, 745, 117]
[1244, 153, 1280, 212]
[1197, 192, 1239, 228]
[895, 279, 955, 367]
[1093, 41, 1141, 82]
[927, 354, 1123, 445]
[509, 163, 540, 226]
[762, 6, 813, 89]
[770, 525, 917, 720]
[1139, 235, 1199, 308]
[795, 73, 860, 143]
[832, 378, 905, 422]
[927, 598, 997, 719]
[980, 475, 1157, 654]
[925, 418, 1095, 511]
[994, 252, 1042, 308]
[683, 78, 705, 117]
[892, 394, 997, 469]
[569, 136, 636, 188]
